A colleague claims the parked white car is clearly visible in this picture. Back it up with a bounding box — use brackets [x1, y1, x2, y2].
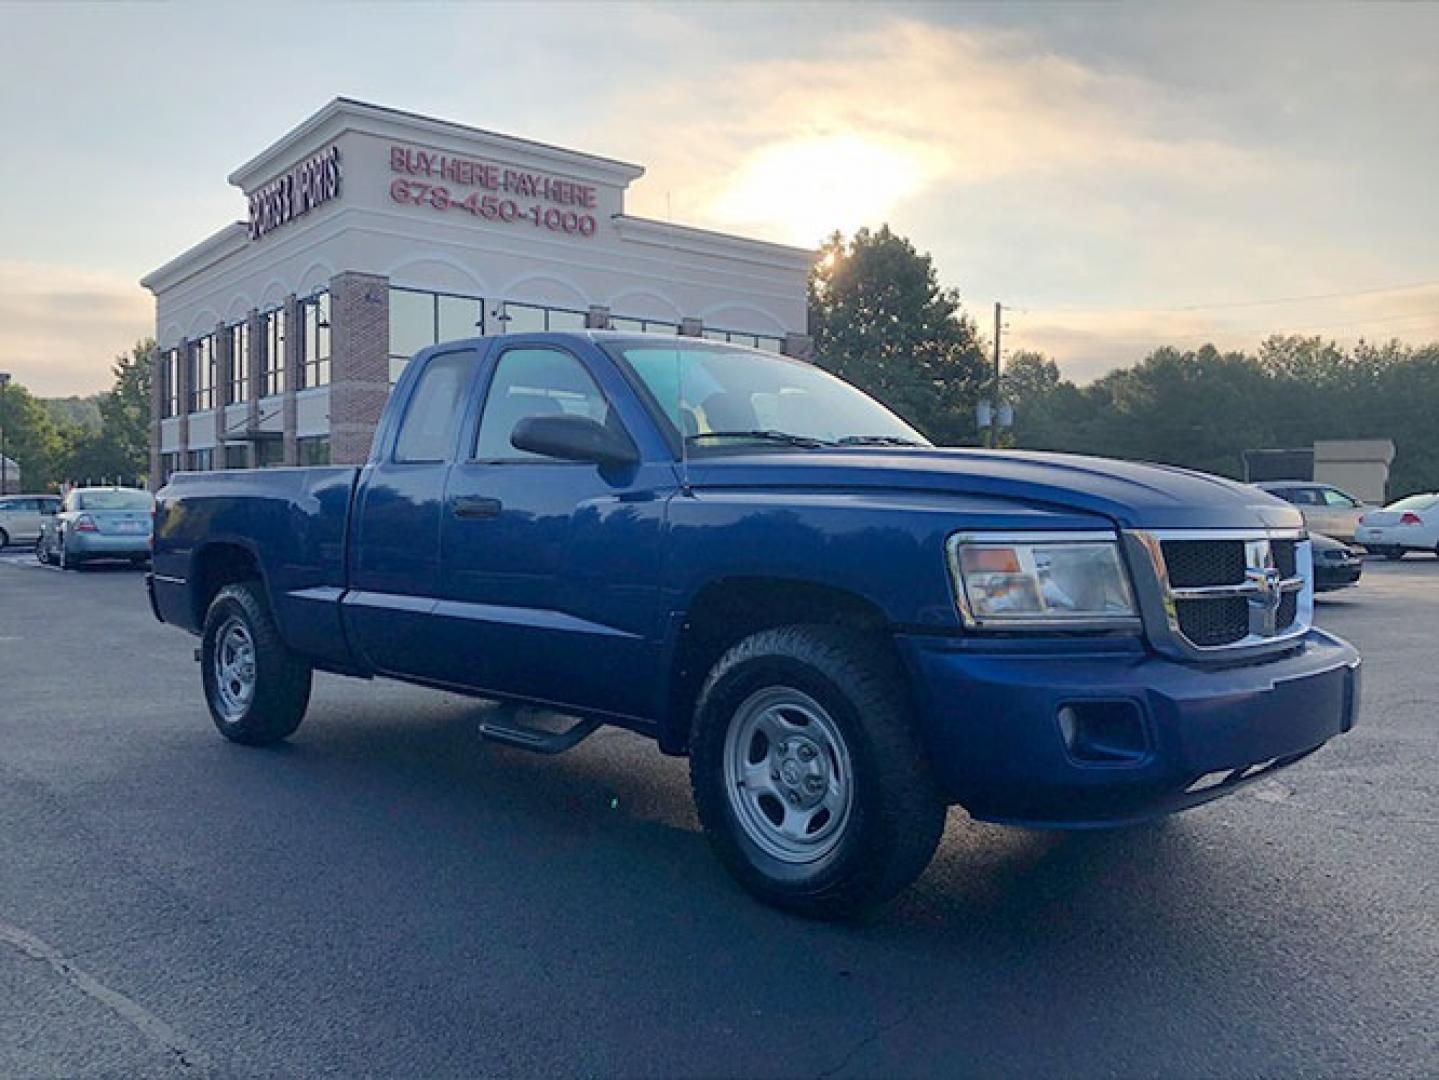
[1355, 493, 1439, 560]
[0, 494, 61, 547]
[1255, 482, 1372, 543]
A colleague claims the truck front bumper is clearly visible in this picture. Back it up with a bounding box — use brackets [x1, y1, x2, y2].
[898, 629, 1360, 828]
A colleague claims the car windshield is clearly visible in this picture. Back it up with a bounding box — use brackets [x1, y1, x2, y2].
[609, 342, 928, 450]
[75, 489, 153, 511]
[1384, 493, 1438, 512]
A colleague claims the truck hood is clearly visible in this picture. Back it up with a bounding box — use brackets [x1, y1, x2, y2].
[683, 447, 1302, 532]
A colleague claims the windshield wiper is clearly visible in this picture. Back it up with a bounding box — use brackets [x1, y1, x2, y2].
[835, 435, 924, 447]
[687, 430, 834, 448]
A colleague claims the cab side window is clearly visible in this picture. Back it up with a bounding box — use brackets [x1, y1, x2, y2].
[394, 351, 476, 463]
[1321, 488, 1359, 507]
[473, 348, 610, 461]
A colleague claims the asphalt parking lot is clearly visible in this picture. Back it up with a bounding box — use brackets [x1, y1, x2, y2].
[1, 549, 1436, 1078]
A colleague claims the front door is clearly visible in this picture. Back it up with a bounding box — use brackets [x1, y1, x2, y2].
[346, 347, 482, 679]
[436, 342, 672, 720]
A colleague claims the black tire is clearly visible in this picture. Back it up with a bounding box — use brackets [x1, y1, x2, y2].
[58, 539, 81, 570]
[1383, 547, 1407, 561]
[0, 527, 9, 549]
[200, 581, 312, 745]
[689, 624, 946, 919]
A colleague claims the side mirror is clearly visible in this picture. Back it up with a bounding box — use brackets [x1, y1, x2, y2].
[510, 415, 639, 468]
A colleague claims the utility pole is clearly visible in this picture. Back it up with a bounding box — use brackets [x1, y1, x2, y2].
[0, 371, 10, 496]
[988, 302, 1002, 448]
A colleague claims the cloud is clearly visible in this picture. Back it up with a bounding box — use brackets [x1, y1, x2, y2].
[0, 262, 150, 397]
[609, 19, 1265, 246]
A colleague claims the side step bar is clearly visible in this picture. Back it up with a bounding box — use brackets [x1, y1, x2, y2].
[479, 708, 601, 755]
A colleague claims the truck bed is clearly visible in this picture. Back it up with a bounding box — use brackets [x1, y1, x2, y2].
[150, 466, 361, 667]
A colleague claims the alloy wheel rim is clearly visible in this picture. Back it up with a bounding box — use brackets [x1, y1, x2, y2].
[213, 616, 257, 721]
[722, 686, 855, 864]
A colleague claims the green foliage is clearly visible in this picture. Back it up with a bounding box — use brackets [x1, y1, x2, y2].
[1009, 336, 1439, 498]
[0, 381, 65, 491]
[2, 338, 154, 491]
[808, 227, 988, 444]
[41, 396, 103, 430]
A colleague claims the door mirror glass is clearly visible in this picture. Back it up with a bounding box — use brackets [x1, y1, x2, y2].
[510, 415, 638, 467]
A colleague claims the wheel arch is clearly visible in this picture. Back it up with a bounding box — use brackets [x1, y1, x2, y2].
[189, 540, 269, 631]
[660, 575, 901, 755]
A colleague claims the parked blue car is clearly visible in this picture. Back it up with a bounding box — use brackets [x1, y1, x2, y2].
[149, 333, 1360, 917]
[39, 486, 153, 569]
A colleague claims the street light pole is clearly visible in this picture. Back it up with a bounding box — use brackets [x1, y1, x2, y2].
[0, 372, 10, 496]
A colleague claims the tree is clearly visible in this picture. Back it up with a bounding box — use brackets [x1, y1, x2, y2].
[95, 338, 153, 479]
[54, 339, 153, 485]
[0, 380, 65, 491]
[808, 227, 988, 444]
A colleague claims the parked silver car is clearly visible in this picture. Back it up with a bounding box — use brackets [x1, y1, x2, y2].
[37, 486, 154, 569]
[1255, 481, 1371, 543]
[0, 494, 61, 547]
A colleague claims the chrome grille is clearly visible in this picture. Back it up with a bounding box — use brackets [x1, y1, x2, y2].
[1143, 531, 1310, 655]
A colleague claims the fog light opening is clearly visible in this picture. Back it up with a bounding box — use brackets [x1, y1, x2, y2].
[1056, 700, 1148, 764]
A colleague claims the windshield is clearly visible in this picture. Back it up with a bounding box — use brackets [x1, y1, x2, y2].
[75, 489, 153, 511]
[609, 342, 928, 450]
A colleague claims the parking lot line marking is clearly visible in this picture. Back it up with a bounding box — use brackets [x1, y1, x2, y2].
[0, 917, 212, 1074]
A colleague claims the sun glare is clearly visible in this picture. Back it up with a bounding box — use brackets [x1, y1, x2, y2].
[707, 133, 935, 246]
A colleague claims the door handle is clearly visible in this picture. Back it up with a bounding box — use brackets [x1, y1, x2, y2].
[452, 496, 503, 520]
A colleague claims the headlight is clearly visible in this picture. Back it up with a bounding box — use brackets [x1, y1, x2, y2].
[946, 531, 1140, 631]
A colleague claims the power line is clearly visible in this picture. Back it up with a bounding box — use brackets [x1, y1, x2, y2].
[1013, 278, 1439, 316]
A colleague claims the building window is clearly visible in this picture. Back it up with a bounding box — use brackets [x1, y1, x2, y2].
[187, 447, 214, 471]
[228, 321, 249, 405]
[160, 348, 181, 418]
[701, 327, 784, 352]
[496, 301, 587, 334]
[297, 435, 331, 465]
[160, 452, 181, 483]
[299, 292, 331, 389]
[255, 439, 284, 468]
[223, 444, 249, 470]
[189, 335, 216, 412]
[259, 306, 286, 397]
[610, 315, 680, 336]
[388, 287, 486, 383]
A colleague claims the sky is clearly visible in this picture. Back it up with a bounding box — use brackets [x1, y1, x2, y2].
[2, 1, 1437, 397]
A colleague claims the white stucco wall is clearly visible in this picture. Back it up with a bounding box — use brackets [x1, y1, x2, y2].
[144, 99, 812, 353]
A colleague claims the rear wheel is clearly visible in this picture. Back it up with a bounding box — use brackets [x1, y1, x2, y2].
[689, 625, 946, 919]
[1383, 547, 1407, 561]
[201, 582, 312, 745]
[0, 527, 9, 549]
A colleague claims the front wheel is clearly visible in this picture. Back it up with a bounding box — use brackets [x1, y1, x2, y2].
[689, 625, 946, 919]
[201, 582, 312, 745]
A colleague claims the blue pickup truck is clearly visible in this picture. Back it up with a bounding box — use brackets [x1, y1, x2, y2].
[150, 332, 1360, 917]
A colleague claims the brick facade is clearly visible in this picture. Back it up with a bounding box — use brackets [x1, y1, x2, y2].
[213, 320, 228, 459]
[148, 345, 162, 486]
[245, 309, 262, 467]
[282, 294, 300, 466]
[328, 272, 390, 465]
[175, 338, 191, 466]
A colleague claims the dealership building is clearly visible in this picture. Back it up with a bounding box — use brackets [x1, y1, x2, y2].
[141, 98, 814, 484]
